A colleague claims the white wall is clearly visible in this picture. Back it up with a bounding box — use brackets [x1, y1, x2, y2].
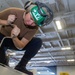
[57, 66, 75, 75]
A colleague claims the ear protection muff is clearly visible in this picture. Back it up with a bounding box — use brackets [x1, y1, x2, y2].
[35, 1, 53, 26]
[24, 1, 53, 26]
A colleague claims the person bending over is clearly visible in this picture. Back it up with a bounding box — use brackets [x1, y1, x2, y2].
[0, 1, 53, 75]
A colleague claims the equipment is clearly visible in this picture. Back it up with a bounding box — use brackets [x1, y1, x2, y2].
[24, 1, 53, 26]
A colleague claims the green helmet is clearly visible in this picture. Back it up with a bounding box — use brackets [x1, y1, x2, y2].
[24, 1, 53, 26]
[30, 6, 46, 26]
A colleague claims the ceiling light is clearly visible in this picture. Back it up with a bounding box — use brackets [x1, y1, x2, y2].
[43, 61, 51, 63]
[37, 72, 41, 74]
[50, 72, 55, 74]
[9, 62, 15, 67]
[61, 47, 71, 50]
[9, 52, 16, 55]
[35, 61, 51, 63]
[67, 59, 74, 62]
[28, 62, 31, 64]
[55, 20, 62, 29]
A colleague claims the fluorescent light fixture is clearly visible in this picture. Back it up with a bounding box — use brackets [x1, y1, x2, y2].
[44, 61, 51, 63]
[55, 20, 62, 29]
[9, 62, 15, 66]
[37, 71, 55, 74]
[67, 59, 74, 62]
[50, 72, 55, 74]
[37, 72, 41, 74]
[35, 61, 51, 63]
[38, 50, 41, 52]
[28, 62, 31, 64]
[61, 47, 71, 50]
[9, 52, 16, 55]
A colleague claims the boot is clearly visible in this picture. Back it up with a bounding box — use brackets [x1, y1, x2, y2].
[15, 66, 33, 75]
[14, 59, 33, 75]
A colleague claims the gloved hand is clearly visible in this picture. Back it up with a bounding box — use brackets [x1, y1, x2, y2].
[7, 14, 17, 25]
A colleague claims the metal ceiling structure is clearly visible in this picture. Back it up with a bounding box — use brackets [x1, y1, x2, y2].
[0, 0, 75, 67]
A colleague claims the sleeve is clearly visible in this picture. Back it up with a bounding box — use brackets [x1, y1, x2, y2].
[0, 8, 11, 20]
[24, 29, 38, 41]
